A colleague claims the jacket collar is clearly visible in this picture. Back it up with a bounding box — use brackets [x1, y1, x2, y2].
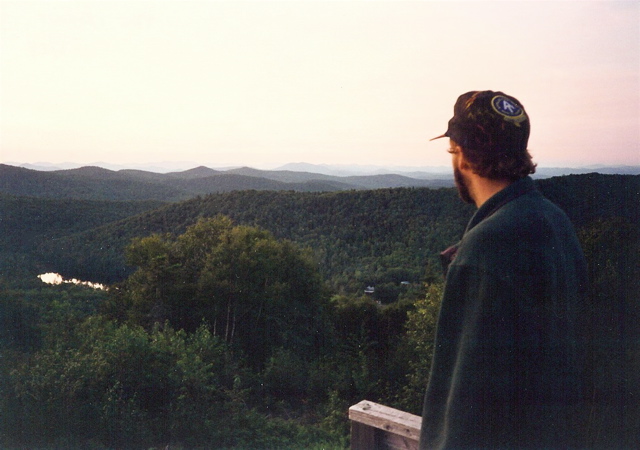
[465, 176, 538, 234]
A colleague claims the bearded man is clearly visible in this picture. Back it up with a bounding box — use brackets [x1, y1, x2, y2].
[420, 91, 592, 448]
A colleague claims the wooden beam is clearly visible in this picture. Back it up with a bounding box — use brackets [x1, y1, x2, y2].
[349, 400, 422, 449]
[350, 420, 377, 450]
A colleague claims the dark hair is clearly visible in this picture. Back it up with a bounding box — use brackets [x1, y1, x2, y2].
[442, 91, 536, 181]
[459, 146, 537, 181]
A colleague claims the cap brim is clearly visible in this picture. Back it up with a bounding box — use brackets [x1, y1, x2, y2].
[429, 133, 448, 141]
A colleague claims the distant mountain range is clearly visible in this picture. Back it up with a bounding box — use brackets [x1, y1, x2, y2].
[2, 162, 639, 202]
[0, 163, 452, 201]
[9, 161, 640, 177]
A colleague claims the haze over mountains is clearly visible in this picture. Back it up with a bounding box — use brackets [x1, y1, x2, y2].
[1, 163, 454, 202]
[3, 162, 639, 203]
[8, 161, 640, 176]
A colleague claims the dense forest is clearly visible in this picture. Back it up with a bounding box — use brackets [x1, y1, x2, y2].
[1, 173, 639, 448]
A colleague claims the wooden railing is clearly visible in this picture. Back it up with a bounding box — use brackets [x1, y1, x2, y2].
[348, 400, 421, 449]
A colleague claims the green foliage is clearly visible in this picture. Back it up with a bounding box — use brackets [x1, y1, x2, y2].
[394, 283, 443, 415]
[321, 294, 418, 411]
[35, 186, 473, 286]
[0, 194, 164, 253]
[577, 217, 640, 443]
[107, 217, 328, 371]
[3, 317, 342, 449]
[4, 174, 639, 293]
[0, 286, 41, 352]
[0, 280, 106, 352]
[537, 174, 640, 227]
[0, 193, 164, 278]
[263, 347, 309, 401]
[31, 174, 638, 294]
[2, 174, 638, 448]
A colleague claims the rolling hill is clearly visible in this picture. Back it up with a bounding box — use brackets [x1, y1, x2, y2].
[5, 162, 639, 203]
[8, 173, 635, 291]
[0, 163, 451, 201]
[0, 164, 190, 201]
[0, 193, 165, 254]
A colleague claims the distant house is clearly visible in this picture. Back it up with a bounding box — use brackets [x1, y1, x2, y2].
[364, 286, 375, 295]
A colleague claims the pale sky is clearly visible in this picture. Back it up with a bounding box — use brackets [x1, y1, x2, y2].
[1, 0, 638, 169]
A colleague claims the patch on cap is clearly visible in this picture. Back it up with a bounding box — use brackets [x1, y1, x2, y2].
[491, 95, 527, 125]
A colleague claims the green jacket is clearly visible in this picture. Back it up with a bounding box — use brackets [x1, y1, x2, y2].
[420, 176, 590, 449]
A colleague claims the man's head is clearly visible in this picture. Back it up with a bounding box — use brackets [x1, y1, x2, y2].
[433, 90, 536, 182]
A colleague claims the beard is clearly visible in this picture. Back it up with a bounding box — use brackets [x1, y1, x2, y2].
[454, 167, 474, 204]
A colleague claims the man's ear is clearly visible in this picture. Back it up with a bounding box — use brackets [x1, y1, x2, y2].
[457, 149, 471, 171]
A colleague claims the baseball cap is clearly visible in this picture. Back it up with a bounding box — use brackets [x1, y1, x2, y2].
[431, 90, 530, 154]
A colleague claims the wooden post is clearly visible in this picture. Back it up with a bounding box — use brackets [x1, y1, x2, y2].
[348, 400, 422, 450]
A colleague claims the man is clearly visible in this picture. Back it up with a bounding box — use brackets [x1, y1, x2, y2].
[420, 91, 591, 448]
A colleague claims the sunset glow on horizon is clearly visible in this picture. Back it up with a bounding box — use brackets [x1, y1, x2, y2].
[1, 0, 638, 170]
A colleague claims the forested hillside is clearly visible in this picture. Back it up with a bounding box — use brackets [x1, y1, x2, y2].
[1, 173, 638, 448]
[35, 187, 474, 294]
[0, 194, 164, 252]
[13, 174, 638, 295]
[0, 164, 191, 201]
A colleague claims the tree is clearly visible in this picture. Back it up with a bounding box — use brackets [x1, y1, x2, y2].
[578, 217, 640, 446]
[110, 216, 328, 369]
[395, 283, 443, 414]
